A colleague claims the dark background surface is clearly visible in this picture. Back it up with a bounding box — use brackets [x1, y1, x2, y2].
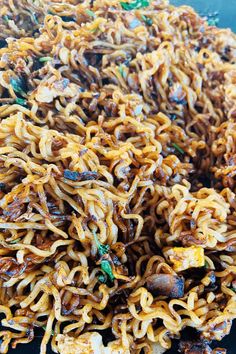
[4, 0, 236, 353]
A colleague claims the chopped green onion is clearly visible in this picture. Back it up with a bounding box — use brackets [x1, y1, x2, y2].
[92, 230, 110, 256]
[10, 77, 27, 96]
[207, 18, 219, 27]
[42, 326, 54, 335]
[92, 230, 114, 283]
[90, 27, 98, 34]
[85, 9, 96, 18]
[120, 0, 149, 11]
[169, 113, 177, 121]
[101, 260, 115, 282]
[98, 274, 107, 283]
[172, 143, 184, 155]
[39, 57, 53, 63]
[141, 15, 152, 26]
[31, 12, 38, 24]
[15, 98, 27, 107]
[119, 64, 125, 78]
[3, 15, 9, 22]
[9, 238, 20, 244]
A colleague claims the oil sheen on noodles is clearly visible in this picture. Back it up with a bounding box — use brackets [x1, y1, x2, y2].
[0, 0, 236, 353]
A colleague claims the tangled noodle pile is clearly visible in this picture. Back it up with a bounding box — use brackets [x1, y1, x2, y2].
[0, 0, 236, 353]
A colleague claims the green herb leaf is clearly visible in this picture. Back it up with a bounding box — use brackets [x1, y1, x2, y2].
[10, 77, 27, 96]
[172, 143, 184, 155]
[15, 98, 27, 107]
[101, 260, 115, 282]
[141, 15, 152, 26]
[120, 0, 149, 11]
[85, 9, 96, 18]
[39, 57, 53, 63]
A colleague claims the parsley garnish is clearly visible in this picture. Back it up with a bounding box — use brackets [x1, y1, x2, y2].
[120, 0, 150, 11]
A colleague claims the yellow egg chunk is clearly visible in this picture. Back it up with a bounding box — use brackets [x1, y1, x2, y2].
[164, 246, 205, 272]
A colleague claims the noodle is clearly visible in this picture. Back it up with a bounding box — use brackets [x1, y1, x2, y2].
[0, 0, 236, 353]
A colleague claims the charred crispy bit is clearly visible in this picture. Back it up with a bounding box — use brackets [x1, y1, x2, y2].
[179, 340, 212, 354]
[3, 198, 26, 221]
[146, 273, 184, 298]
[62, 294, 80, 315]
[0, 183, 6, 191]
[63, 169, 99, 182]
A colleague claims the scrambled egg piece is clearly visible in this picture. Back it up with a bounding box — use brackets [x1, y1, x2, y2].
[164, 246, 204, 272]
[56, 332, 129, 354]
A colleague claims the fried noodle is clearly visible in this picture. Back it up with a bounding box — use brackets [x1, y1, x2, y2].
[0, 0, 236, 353]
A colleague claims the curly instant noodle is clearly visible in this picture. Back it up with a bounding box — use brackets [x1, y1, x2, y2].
[0, 0, 236, 353]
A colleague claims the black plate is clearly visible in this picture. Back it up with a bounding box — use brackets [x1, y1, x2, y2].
[4, 0, 236, 353]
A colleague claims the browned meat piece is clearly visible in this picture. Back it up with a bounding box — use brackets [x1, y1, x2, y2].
[146, 273, 184, 298]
